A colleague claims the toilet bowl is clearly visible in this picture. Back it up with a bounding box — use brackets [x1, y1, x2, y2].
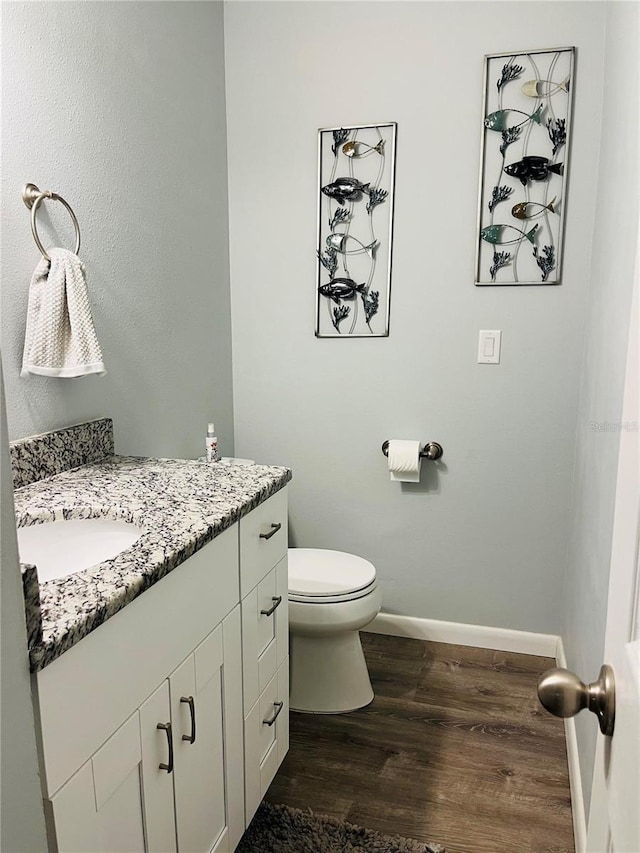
[288, 548, 382, 714]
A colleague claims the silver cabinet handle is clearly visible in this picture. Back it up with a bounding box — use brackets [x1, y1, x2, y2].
[180, 696, 196, 744]
[259, 523, 282, 541]
[260, 596, 283, 617]
[156, 722, 174, 772]
[262, 700, 284, 727]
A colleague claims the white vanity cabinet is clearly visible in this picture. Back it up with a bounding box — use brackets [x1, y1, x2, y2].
[32, 486, 289, 853]
[47, 611, 242, 853]
[34, 526, 244, 853]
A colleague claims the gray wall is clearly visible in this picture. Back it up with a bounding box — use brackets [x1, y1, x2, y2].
[0, 363, 48, 852]
[562, 0, 639, 815]
[1, 1, 234, 459]
[224, 1, 606, 634]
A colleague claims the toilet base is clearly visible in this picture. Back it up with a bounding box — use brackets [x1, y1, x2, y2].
[289, 630, 374, 713]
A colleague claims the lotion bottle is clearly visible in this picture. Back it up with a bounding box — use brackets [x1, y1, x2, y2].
[206, 423, 219, 462]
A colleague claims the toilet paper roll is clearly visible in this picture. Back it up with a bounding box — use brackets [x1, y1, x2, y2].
[387, 439, 422, 483]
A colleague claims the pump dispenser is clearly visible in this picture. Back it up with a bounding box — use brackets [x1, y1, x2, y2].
[206, 423, 219, 462]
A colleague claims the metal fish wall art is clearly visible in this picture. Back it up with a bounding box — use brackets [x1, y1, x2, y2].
[476, 47, 574, 285]
[503, 156, 564, 186]
[522, 76, 570, 98]
[511, 196, 557, 220]
[342, 140, 385, 158]
[484, 104, 544, 132]
[317, 122, 396, 335]
[481, 223, 539, 245]
[326, 233, 378, 258]
[318, 278, 366, 304]
[321, 177, 370, 205]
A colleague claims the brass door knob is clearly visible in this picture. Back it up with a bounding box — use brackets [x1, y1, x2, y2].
[537, 665, 615, 736]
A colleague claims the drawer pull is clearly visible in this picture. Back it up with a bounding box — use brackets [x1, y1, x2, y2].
[180, 696, 196, 744]
[262, 700, 284, 727]
[259, 522, 282, 541]
[157, 722, 174, 773]
[261, 596, 283, 617]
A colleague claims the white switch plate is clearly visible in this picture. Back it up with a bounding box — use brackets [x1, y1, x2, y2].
[478, 330, 501, 364]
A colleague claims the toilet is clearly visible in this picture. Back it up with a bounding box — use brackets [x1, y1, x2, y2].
[287, 548, 382, 714]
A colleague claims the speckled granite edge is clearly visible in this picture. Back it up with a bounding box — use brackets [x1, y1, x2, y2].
[20, 564, 43, 650]
[15, 456, 292, 672]
[10, 418, 114, 489]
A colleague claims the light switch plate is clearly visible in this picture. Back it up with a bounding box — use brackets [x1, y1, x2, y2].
[478, 330, 501, 364]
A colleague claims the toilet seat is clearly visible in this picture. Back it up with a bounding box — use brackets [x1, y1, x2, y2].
[289, 581, 378, 605]
[288, 548, 377, 603]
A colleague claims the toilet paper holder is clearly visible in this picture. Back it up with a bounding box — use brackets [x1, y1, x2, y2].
[381, 440, 443, 461]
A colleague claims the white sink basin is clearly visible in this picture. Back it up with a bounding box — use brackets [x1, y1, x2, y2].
[17, 518, 143, 583]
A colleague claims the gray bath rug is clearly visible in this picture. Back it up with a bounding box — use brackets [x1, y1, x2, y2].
[236, 801, 446, 853]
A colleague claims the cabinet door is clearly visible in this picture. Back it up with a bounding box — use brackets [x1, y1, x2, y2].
[48, 713, 145, 853]
[170, 609, 244, 853]
[139, 681, 177, 853]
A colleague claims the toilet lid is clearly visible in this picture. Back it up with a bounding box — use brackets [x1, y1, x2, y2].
[288, 549, 377, 597]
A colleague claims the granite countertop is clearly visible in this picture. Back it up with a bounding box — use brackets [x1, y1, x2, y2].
[14, 455, 291, 671]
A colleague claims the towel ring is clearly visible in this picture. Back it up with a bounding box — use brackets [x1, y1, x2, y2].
[22, 183, 81, 262]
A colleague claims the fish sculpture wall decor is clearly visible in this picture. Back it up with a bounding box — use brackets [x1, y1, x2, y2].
[321, 177, 371, 205]
[511, 196, 557, 220]
[484, 104, 544, 132]
[318, 278, 366, 304]
[317, 122, 396, 335]
[475, 47, 574, 285]
[481, 223, 539, 245]
[521, 76, 570, 98]
[342, 140, 385, 158]
[503, 156, 564, 186]
[326, 233, 378, 258]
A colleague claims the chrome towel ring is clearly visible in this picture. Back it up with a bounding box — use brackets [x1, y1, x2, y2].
[22, 182, 81, 262]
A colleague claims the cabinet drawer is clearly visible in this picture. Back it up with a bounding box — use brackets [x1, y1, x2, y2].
[241, 556, 288, 714]
[244, 658, 289, 824]
[239, 488, 288, 597]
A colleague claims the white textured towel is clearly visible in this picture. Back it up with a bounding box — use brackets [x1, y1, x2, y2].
[21, 248, 106, 378]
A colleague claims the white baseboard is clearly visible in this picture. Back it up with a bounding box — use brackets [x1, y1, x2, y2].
[366, 611, 559, 657]
[555, 638, 587, 853]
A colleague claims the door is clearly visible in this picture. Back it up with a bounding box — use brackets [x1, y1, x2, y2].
[49, 713, 146, 853]
[586, 248, 640, 852]
[170, 627, 227, 853]
[170, 607, 245, 853]
[139, 681, 177, 853]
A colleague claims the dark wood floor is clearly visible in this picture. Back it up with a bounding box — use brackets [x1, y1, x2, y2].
[266, 632, 574, 853]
